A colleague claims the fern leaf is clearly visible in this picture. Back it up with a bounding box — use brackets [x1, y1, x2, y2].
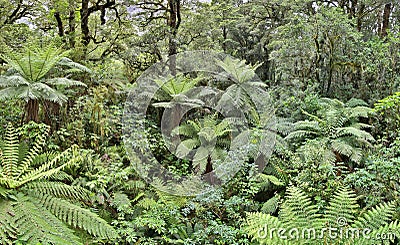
[353, 201, 396, 231]
[1, 123, 20, 179]
[244, 212, 287, 245]
[36, 194, 118, 240]
[280, 186, 322, 230]
[325, 187, 359, 227]
[0, 200, 17, 244]
[13, 194, 81, 244]
[26, 181, 91, 201]
[18, 146, 81, 187]
[261, 196, 280, 214]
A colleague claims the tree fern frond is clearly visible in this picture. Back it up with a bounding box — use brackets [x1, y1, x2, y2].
[331, 139, 354, 158]
[345, 98, 368, 107]
[0, 75, 30, 87]
[15, 125, 49, 179]
[47, 171, 74, 182]
[13, 194, 81, 245]
[36, 194, 118, 240]
[285, 130, 319, 141]
[335, 127, 375, 142]
[18, 146, 81, 188]
[45, 78, 87, 87]
[346, 106, 372, 119]
[26, 181, 91, 201]
[57, 57, 92, 74]
[0, 200, 17, 244]
[175, 139, 200, 157]
[1, 123, 19, 179]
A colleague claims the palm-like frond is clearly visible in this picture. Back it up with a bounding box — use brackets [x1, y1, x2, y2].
[45, 78, 87, 87]
[0, 44, 89, 107]
[36, 194, 117, 239]
[12, 194, 81, 245]
[216, 56, 267, 123]
[287, 98, 374, 164]
[57, 57, 92, 74]
[0, 123, 118, 243]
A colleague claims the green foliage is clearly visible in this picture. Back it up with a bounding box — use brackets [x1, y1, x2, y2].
[344, 139, 400, 210]
[0, 43, 89, 103]
[0, 43, 90, 123]
[2, 1, 400, 244]
[152, 74, 203, 108]
[373, 92, 400, 140]
[286, 98, 374, 165]
[245, 186, 400, 245]
[172, 114, 231, 173]
[0, 124, 118, 244]
[217, 56, 266, 122]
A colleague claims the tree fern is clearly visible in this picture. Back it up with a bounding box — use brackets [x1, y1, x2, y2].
[172, 114, 232, 173]
[285, 98, 374, 165]
[0, 123, 118, 243]
[0, 43, 89, 122]
[216, 56, 267, 123]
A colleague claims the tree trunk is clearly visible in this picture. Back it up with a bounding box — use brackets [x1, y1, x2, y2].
[381, 3, 391, 37]
[43, 101, 60, 130]
[167, 0, 181, 76]
[25, 99, 40, 123]
[222, 26, 227, 52]
[80, 0, 90, 54]
[68, 0, 76, 48]
[356, 4, 365, 31]
[54, 12, 64, 37]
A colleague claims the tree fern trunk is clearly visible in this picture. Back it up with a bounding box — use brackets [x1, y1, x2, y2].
[25, 99, 39, 123]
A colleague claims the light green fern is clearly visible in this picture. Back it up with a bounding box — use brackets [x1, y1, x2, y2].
[0, 123, 118, 244]
[244, 186, 400, 245]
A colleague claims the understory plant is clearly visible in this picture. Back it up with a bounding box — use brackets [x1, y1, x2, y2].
[245, 186, 400, 245]
[0, 124, 117, 244]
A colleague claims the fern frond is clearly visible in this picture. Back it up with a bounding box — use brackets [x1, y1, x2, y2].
[13, 194, 81, 244]
[26, 181, 91, 201]
[36, 194, 118, 240]
[45, 78, 87, 87]
[261, 196, 280, 214]
[335, 127, 375, 142]
[18, 146, 81, 188]
[137, 197, 158, 210]
[331, 139, 354, 157]
[285, 129, 318, 141]
[244, 212, 286, 245]
[0, 123, 19, 179]
[15, 125, 49, 179]
[353, 201, 396, 230]
[325, 187, 359, 227]
[280, 186, 321, 229]
[57, 57, 92, 74]
[0, 200, 17, 244]
[0, 75, 30, 87]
